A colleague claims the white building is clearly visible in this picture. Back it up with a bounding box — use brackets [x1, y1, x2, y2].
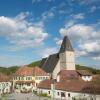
[0, 73, 12, 95]
[37, 79, 100, 100]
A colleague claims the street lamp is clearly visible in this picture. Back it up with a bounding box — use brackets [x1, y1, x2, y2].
[51, 80, 55, 100]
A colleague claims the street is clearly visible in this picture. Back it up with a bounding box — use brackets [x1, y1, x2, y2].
[6, 93, 59, 100]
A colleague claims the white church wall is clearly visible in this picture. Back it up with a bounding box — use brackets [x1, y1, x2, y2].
[59, 51, 75, 71]
[52, 60, 61, 79]
[65, 51, 75, 70]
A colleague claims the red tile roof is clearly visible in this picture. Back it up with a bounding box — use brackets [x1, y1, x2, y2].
[33, 67, 49, 76]
[57, 70, 92, 81]
[38, 79, 100, 94]
[15, 66, 49, 76]
[15, 65, 33, 76]
[57, 70, 79, 81]
[37, 79, 52, 89]
[0, 73, 10, 82]
[77, 70, 92, 76]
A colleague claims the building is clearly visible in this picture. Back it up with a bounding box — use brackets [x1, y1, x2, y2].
[37, 79, 100, 100]
[39, 35, 93, 81]
[0, 73, 12, 95]
[37, 35, 98, 99]
[13, 66, 49, 93]
[77, 70, 93, 81]
[57, 70, 92, 82]
[39, 36, 75, 79]
[33, 67, 50, 85]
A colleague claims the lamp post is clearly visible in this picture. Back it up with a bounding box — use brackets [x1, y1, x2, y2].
[38, 88, 40, 100]
[51, 81, 55, 100]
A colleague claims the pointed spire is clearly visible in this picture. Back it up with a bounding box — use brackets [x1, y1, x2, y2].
[59, 35, 74, 53]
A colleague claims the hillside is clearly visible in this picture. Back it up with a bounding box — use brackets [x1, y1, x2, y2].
[0, 60, 100, 75]
[28, 61, 100, 74]
[28, 60, 41, 67]
[0, 66, 19, 75]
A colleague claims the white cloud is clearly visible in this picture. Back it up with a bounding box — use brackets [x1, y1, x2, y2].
[54, 37, 62, 45]
[65, 20, 76, 28]
[0, 12, 48, 48]
[40, 47, 57, 58]
[59, 23, 100, 61]
[59, 24, 99, 40]
[41, 9, 55, 21]
[90, 6, 97, 13]
[32, 0, 55, 4]
[92, 56, 100, 60]
[75, 50, 87, 57]
[72, 13, 85, 20]
[78, 0, 100, 5]
[79, 42, 100, 53]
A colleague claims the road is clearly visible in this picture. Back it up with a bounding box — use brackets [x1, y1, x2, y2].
[6, 93, 59, 100]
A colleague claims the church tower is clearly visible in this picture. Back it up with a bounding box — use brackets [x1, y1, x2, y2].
[59, 36, 75, 70]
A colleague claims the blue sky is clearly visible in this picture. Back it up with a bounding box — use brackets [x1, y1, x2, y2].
[0, 0, 100, 68]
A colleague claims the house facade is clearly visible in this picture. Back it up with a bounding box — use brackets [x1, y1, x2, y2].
[0, 73, 12, 95]
[13, 66, 49, 93]
[37, 79, 100, 100]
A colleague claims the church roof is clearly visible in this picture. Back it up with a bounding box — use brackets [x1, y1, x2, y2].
[59, 36, 74, 53]
[39, 53, 59, 73]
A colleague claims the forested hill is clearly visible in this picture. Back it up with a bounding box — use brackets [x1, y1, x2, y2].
[0, 60, 100, 75]
[0, 66, 19, 75]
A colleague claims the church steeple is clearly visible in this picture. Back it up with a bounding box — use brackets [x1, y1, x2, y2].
[59, 35, 75, 70]
[59, 36, 74, 53]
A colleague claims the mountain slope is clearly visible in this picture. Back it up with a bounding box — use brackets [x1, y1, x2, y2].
[0, 60, 99, 75]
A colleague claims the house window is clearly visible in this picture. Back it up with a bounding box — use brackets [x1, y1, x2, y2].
[27, 83, 30, 86]
[61, 92, 65, 97]
[68, 93, 70, 97]
[19, 77, 20, 80]
[57, 92, 59, 96]
[22, 77, 24, 80]
[27, 77, 31, 80]
[35, 77, 38, 80]
[48, 91, 50, 94]
[6, 83, 8, 86]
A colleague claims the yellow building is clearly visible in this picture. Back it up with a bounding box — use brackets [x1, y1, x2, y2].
[13, 65, 49, 93]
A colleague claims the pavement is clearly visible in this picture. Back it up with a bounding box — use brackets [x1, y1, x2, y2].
[5, 93, 57, 100]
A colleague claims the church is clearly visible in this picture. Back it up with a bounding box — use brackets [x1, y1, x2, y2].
[39, 35, 92, 81]
[37, 36, 100, 100]
[39, 36, 75, 79]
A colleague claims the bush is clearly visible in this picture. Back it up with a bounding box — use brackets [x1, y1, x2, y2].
[39, 93, 48, 97]
[33, 90, 37, 94]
